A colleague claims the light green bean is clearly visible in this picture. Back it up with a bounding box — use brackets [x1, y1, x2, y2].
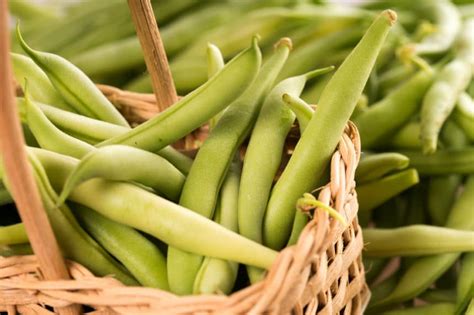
[282, 92, 314, 133]
[356, 153, 410, 184]
[0, 223, 28, 245]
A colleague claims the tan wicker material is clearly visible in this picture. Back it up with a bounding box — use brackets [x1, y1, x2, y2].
[2, 87, 369, 314]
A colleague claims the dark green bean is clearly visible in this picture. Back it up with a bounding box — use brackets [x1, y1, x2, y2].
[400, 147, 474, 175]
[0, 243, 33, 257]
[456, 253, 474, 315]
[357, 169, 419, 213]
[0, 223, 28, 245]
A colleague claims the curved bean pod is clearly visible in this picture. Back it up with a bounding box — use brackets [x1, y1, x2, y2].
[357, 169, 419, 213]
[168, 38, 290, 295]
[388, 121, 422, 150]
[354, 69, 434, 150]
[409, 0, 461, 55]
[400, 147, 474, 175]
[193, 160, 240, 294]
[355, 153, 410, 184]
[363, 225, 474, 257]
[282, 93, 314, 133]
[100, 38, 261, 152]
[12, 53, 72, 111]
[57, 145, 185, 204]
[16, 25, 129, 127]
[370, 175, 474, 310]
[264, 10, 397, 249]
[206, 43, 225, 130]
[73, 204, 169, 289]
[0, 223, 28, 245]
[420, 59, 472, 154]
[24, 89, 94, 159]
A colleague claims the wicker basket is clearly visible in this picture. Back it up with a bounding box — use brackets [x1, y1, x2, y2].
[0, 85, 369, 314]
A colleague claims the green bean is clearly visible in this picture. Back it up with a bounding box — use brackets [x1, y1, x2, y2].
[100, 38, 261, 152]
[16, 25, 129, 127]
[420, 289, 457, 304]
[73, 204, 168, 290]
[0, 243, 33, 257]
[57, 145, 185, 204]
[369, 273, 399, 304]
[23, 88, 94, 159]
[207, 43, 225, 130]
[278, 27, 363, 79]
[364, 257, 389, 284]
[193, 160, 240, 295]
[467, 299, 474, 315]
[363, 225, 474, 257]
[356, 153, 409, 184]
[263, 10, 397, 250]
[453, 92, 474, 142]
[9, 0, 59, 21]
[420, 59, 472, 154]
[354, 69, 433, 149]
[357, 169, 419, 213]
[427, 121, 466, 226]
[0, 223, 28, 245]
[31, 149, 279, 285]
[456, 253, 474, 315]
[409, 0, 461, 55]
[388, 121, 422, 150]
[11, 53, 73, 112]
[168, 38, 290, 295]
[282, 93, 314, 133]
[400, 147, 474, 175]
[378, 64, 416, 96]
[239, 67, 333, 283]
[370, 176, 474, 310]
[300, 71, 332, 103]
[4, 153, 138, 285]
[17, 98, 193, 174]
[381, 303, 455, 315]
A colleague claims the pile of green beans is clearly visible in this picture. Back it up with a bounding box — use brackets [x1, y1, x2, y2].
[5, 0, 474, 311]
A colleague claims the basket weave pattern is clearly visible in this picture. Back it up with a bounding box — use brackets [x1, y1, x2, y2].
[1, 87, 369, 314]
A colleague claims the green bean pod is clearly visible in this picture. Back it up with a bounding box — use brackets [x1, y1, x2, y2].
[11, 53, 72, 111]
[420, 289, 456, 304]
[168, 38, 290, 295]
[467, 299, 474, 315]
[0, 186, 12, 206]
[24, 90, 94, 159]
[355, 153, 410, 184]
[456, 253, 474, 315]
[193, 160, 240, 295]
[388, 121, 422, 150]
[409, 0, 461, 55]
[455, 18, 474, 68]
[17, 98, 193, 174]
[31, 149, 278, 288]
[263, 10, 397, 250]
[58, 145, 185, 204]
[73, 204, 169, 290]
[239, 67, 333, 282]
[354, 69, 434, 150]
[420, 59, 472, 154]
[370, 175, 474, 310]
[369, 273, 399, 304]
[282, 93, 314, 133]
[357, 169, 419, 213]
[363, 225, 474, 257]
[2, 153, 138, 285]
[453, 92, 474, 142]
[400, 147, 474, 175]
[381, 303, 455, 315]
[16, 25, 129, 127]
[100, 38, 261, 152]
[0, 223, 28, 245]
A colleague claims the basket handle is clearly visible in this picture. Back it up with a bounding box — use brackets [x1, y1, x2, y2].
[128, 0, 178, 113]
[0, 2, 80, 314]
